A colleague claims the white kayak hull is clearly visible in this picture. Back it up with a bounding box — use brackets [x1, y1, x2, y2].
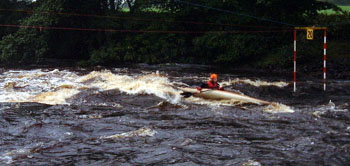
[179, 87, 270, 105]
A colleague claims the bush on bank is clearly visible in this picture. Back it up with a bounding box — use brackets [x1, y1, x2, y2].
[0, 0, 348, 69]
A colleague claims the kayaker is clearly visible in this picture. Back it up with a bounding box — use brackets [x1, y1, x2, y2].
[197, 73, 224, 92]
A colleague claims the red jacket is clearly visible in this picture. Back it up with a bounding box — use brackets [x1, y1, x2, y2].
[207, 80, 219, 89]
[198, 81, 222, 90]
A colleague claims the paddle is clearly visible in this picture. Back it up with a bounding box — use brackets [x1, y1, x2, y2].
[180, 92, 194, 98]
[165, 83, 205, 98]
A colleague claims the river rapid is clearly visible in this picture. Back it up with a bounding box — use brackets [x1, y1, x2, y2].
[0, 66, 349, 166]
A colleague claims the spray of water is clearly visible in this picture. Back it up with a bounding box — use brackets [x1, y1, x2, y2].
[0, 69, 294, 113]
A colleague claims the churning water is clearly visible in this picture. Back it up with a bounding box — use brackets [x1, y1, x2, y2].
[0, 67, 349, 165]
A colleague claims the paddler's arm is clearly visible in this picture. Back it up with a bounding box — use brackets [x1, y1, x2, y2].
[197, 83, 208, 92]
[217, 83, 224, 90]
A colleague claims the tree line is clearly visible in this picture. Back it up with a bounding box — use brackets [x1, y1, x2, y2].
[0, 0, 348, 68]
[322, 0, 350, 6]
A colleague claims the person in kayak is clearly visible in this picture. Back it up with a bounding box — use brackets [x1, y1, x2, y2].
[197, 73, 224, 92]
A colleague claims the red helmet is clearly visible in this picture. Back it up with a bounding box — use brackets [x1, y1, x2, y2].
[210, 73, 218, 80]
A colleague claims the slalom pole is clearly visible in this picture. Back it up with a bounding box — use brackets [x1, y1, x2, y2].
[293, 30, 297, 92]
[323, 29, 327, 91]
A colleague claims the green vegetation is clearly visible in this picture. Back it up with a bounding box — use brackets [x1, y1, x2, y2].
[0, 0, 348, 69]
[321, 0, 350, 6]
[319, 5, 350, 14]
[340, 5, 350, 10]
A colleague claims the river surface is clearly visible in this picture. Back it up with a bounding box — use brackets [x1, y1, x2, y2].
[0, 66, 349, 166]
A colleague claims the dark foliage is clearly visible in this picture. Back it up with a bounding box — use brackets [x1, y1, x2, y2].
[0, 0, 347, 68]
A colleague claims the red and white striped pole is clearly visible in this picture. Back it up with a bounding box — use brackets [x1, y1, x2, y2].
[323, 29, 327, 91]
[293, 30, 297, 92]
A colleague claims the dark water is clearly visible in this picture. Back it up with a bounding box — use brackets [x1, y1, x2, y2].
[0, 67, 349, 166]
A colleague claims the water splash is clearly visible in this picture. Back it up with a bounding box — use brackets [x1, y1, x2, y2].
[33, 88, 80, 105]
[77, 70, 182, 104]
[0, 69, 81, 104]
[184, 96, 247, 107]
[243, 160, 262, 166]
[0, 142, 44, 164]
[0, 69, 292, 110]
[100, 127, 157, 139]
[0, 69, 183, 105]
[185, 97, 294, 113]
[263, 102, 294, 113]
[312, 100, 348, 117]
[221, 78, 289, 88]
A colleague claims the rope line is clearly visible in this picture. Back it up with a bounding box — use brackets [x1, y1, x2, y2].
[175, 0, 297, 27]
[0, 23, 294, 34]
[0, 8, 287, 29]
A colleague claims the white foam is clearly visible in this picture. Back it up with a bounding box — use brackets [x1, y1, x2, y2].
[0, 142, 44, 164]
[0, 69, 292, 109]
[184, 96, 247, 107]
[77, 71, 182, 104]
[263, 102, 294, 113]
[0, 155, 13, 164]
[0, 69, 81, 104]
[314, 100, 348, 113]
[243, 160, 262, 166]
[221, 78, 289, 88]
[101, 127, 157, 139]
[33, 89, 80, 105]
[0, 69, 182, 105]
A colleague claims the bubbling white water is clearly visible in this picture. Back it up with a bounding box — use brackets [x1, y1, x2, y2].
[0, 69, 181, 105]
[0, 69, 294, 113]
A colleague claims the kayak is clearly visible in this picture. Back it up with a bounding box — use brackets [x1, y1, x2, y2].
[179, 87, 270, 105]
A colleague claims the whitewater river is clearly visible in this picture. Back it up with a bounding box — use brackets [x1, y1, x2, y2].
[0, 66, 349, 165]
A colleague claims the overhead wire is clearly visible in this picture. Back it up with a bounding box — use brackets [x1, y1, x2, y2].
[0, 1, 309, 34]
[174, 1, 350, 29]
[3, 3, 347, 29]
[174, 0, 297, 27]
[322, 20, 350, 27]
[0, 8, 289, 29]
[0, 23, 293, 34]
